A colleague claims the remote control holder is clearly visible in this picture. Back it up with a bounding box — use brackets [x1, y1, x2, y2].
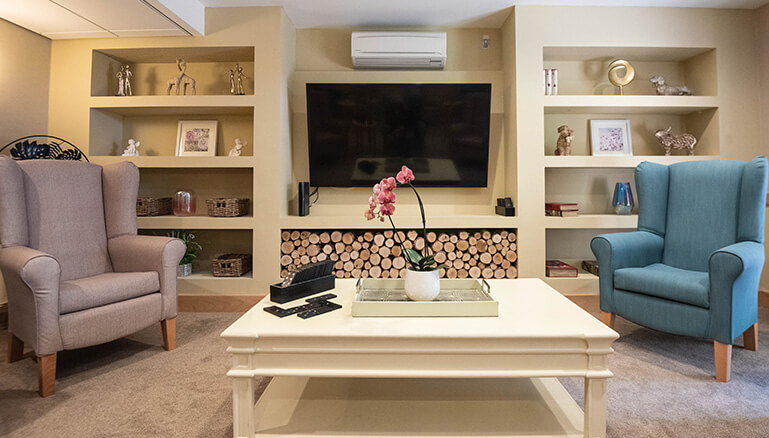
[270, 274, 336, 304]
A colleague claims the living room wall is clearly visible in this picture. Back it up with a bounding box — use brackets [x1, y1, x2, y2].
[0, 18, 51, 306]
[757, 3, 769, 293]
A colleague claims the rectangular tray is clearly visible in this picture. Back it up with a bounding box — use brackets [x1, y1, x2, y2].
[352, 278, 498, 317]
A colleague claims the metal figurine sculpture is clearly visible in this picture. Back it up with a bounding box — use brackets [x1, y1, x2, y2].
[116, 69, 125, 96]
[122, 138, 141, 156]
[654, 127, 697, 156]
[167, 58, 196, 96]
[607, 59, 635, 95]
[554, 125, 574, 156]
[123, 65, 133, 96]
[650, 76, 692, 96]
[227, 64, 247, 95]
[228, 138, 246, 157]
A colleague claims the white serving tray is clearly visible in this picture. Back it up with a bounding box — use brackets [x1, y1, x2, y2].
[351, 278, 499, 317]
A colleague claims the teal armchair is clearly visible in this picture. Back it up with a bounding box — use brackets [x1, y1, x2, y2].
[591, 157, 768, 382]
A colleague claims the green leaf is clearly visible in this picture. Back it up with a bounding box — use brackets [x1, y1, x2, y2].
[403, 248, 422, 265]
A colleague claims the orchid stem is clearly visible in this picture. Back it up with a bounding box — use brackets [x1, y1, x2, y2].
[387, 216, 412, 270]
[408, 183, 430, 255]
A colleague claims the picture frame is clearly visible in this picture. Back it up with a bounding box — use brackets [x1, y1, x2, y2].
[590, 120, 633, 156]
[176, 120, 218, 157]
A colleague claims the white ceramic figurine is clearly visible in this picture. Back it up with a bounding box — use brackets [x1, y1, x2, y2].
[228, 138, 246, 157]
[122, 138, 141, 156]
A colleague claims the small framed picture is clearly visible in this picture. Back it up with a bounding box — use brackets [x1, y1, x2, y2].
[176, 120, 218, 157]
[590, 120, 633, 156]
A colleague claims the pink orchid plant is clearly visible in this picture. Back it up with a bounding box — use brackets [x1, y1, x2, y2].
[364, 166, 446, 272]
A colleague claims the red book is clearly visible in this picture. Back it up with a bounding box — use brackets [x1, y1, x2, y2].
[545, 202, 579, 211]
[546, 260, 578, 277]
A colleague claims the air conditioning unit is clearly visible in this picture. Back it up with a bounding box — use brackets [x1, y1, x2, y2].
[351, 32, 446, 69]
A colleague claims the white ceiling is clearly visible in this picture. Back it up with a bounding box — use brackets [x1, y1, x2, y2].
[201, 0, 769, 28]
[0, 0, 192, 39]
[2, 0, 768, 39]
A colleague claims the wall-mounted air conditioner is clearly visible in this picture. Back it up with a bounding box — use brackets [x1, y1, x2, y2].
[351, 31, 446, 69]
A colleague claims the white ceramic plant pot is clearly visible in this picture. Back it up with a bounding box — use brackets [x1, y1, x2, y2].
[404, 269, 440, 301]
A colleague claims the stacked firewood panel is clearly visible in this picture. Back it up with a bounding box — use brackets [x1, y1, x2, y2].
[280, 229, 517, 279]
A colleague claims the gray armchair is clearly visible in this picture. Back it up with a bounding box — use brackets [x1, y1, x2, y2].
[0, 156, 184, 396]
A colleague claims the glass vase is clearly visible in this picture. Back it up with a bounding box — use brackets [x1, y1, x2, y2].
[173, 189, 196, 216]
[612, 182, 634, 215]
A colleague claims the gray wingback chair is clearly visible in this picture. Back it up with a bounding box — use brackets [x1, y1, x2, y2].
[0, 156, 184, 396]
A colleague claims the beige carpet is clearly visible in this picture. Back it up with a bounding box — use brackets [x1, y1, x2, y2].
[1, 309, 768, 437]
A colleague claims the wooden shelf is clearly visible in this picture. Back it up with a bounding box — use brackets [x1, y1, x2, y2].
[543, 258, 599, 294]
[90, 156, 256, 168]
[543, 95, 719, 115]
[280, 214, 519, 230]
[543, 155, 718, 168]
[137, 215, 254, 229]
[89, 95, 255, 115]
[543, 214, 637, 229]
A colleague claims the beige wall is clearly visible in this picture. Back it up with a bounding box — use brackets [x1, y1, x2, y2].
[757, 3, 769, 292]
[0, 19, 51, 305]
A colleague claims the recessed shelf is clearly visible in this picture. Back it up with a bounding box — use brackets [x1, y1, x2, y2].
[544, 214, 637, 229]
[94, 46, 255, 64]
[281, 214, 519, 230]
[543, 155, 718, 168]
[90, 156, 256, 168]
[137, 215, 254, 229]
[89, 95, 255, 115]
[543, 95, 719, 115]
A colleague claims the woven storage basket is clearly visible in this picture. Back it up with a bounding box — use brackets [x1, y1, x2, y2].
[212, 253, 252, 277]
[205, 198, 249, 217]
[136, 197, 172, 216]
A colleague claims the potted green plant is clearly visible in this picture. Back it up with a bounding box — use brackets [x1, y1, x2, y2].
[364, 166, 446, 301]
[167, 230, 202, 277]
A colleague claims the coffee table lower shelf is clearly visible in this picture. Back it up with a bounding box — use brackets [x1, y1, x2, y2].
[250, 376, 585, 437]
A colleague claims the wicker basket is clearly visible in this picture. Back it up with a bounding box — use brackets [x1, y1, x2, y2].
[205, 198, 249, 217]
[212, 253, 252, 277]
[136, 197, 172, 216]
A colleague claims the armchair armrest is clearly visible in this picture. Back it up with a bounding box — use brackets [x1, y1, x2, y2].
[0, 246, 62, 355]
[590, 231, 665, 312]
[708, 241, 765, 344]
[108, 235, 185, 320]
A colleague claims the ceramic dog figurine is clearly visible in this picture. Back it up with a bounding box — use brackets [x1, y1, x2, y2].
[650, 76, 692, 96]
[554, 125, 574, 156]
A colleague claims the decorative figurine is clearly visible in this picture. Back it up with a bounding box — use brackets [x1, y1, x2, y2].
[228, 138, 246, 157]
[654, 127, 697, 156]
[122, 138, 141, 156]
[227, 64, 247, 95]
[554, 125, 574, 156]
[607, 59, 635, 95]
[116, 68, 125, 96]
[123, 65, 133, 96]
[650, 76, 692, 96]
[167, 58, 196, 96]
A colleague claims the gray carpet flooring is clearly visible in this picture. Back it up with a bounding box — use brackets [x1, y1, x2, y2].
[1, 309, 768, 437]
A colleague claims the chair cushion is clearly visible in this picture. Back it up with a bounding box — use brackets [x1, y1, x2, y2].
[60, 272, 160, 314]
[614, 263, 709, 308]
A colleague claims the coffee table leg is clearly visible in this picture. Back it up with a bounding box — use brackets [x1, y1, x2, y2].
[584, 377, 607, 438]
[232, 376, 255, 438]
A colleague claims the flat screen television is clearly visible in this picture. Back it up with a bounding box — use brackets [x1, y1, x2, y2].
[306, 83, 491, 187]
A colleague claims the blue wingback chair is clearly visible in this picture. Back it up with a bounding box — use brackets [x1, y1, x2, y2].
[591, 157, 768, 382]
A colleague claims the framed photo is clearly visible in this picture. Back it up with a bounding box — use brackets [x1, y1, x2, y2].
[176, 120, 218, 157]
[590, 120, 633, 156]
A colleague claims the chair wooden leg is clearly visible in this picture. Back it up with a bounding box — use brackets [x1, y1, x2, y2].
[161, 318, 176, 351]
[600, 312, 615, 328]
[8, 332, 24, 363]
[714, 341, 732, 382]
[38, 353, 56, 397]
[743, 323, 758, 351]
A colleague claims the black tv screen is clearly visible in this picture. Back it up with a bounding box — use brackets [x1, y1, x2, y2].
[307, 83, 491, 187]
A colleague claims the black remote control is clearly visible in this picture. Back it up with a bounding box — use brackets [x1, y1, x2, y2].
[306, 293, 337, 303]
[264, 301, 325, 318]
[297, 302, 342, 319]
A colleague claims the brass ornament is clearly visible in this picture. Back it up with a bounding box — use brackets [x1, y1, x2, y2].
[608, 59, 635, 95]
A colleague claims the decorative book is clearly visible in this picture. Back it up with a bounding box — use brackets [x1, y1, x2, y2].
[545, 202, 578, 217]
[582, 260, 599, 276]
[545, 260, 578, 277]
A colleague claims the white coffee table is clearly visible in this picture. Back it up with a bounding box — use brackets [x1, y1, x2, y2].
[222, 278, 618, 438]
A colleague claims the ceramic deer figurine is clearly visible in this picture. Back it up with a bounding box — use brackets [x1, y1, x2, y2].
[655, 127, 697, 156]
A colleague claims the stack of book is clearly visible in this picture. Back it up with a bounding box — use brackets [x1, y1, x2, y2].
[545, 202, 578, 217]
[545, 260, 578, 277]
[582, 260, 599, 276]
